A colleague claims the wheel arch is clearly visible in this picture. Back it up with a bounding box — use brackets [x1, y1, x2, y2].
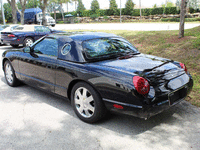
[24, 36, 35, 41]
[67, 79, 102, 101]
[2, 58, 9, 71]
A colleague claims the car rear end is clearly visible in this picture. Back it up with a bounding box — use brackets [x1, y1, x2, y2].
[1, 32, 23, 45]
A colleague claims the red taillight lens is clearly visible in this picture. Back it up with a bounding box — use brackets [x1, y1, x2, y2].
[8, 34, 15, 37]
[179, 63, 187, 72]
[133, 76, 150, 95]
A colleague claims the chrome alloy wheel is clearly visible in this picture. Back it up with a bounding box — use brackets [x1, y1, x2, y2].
[25, 39, 33, 47]
[74, 87, 95, 118]
[5, 63, 14, 84]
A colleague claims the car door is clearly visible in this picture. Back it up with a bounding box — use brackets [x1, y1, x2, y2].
[18, 37, 58, 93]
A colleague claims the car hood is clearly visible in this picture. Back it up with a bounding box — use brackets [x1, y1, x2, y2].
[93, 54, 179, 74]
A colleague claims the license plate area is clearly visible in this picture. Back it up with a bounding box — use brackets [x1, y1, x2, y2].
[168, 86, 187, 105]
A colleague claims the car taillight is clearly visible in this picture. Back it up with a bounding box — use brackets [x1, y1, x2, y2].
[133, 76, 150, 95]
[179, 63, 187, 72]
[8, 34, 15, 37]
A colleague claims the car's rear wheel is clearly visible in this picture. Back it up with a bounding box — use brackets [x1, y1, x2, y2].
[10, 44, 19, 48]
[23, 37, 34, 47]
[4, 61, 20, 87]
[71, 82, 107, 123]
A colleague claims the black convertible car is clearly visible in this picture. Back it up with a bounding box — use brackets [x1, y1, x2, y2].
[2, 32, 193, 123]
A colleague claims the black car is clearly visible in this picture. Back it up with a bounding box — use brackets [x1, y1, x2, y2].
[1, 25, 63, 48]
[2, 32, 193, 123]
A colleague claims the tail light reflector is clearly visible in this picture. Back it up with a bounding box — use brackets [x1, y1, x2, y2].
[113, 104, 123, 109]
[8, 34, 15, 37]
[179, 63, 187, 72]
[133, 76, 150, 95]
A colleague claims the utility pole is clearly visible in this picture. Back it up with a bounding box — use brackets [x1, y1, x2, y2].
[120, 0, 121, 23]
[1, 0, 6, 25]
[139, 0, 142, 18]
[179, 0, 187, 38]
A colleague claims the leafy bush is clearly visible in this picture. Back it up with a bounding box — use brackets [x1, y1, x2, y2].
[90, 14, 99, 20]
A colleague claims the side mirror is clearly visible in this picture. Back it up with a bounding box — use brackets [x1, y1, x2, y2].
[23, 46, 31, 53]
[23, 46, 34, 53]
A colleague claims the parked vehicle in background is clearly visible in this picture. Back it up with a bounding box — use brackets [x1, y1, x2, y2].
[0, 24, 19, 45]
[17, 8, 56, 27]
[1, 32, 193, 123]
[1, 25, 63, 48]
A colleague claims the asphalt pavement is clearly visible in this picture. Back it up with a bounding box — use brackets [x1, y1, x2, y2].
[0, 39, 200, 149]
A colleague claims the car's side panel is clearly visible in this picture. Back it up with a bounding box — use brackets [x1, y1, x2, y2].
[18, 52, 56, 93]
[54, 59, 144, 107]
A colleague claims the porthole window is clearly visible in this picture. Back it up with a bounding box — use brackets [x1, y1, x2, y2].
[61, 43, 71, 55]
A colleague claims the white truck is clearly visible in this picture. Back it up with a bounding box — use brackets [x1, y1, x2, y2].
[17, 8, 56, 27]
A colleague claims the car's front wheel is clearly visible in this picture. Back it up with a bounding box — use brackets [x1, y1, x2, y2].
[4, 61, 20, 87]
[23, 37, 34, 47]
[71, 82, 107, 123]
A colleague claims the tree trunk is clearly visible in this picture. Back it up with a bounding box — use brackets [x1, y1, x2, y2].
[179, 0, 187, 38]
[54, 10, 56, 21]
[42, 0, 48, 26]
[8, 0, 17, 24]
[67, 2, 68, 13]
[20, 10, 25, 25]
[75, 1, 77, 10]
[60, 3, 64, 21]
[15, 0, 27, 25]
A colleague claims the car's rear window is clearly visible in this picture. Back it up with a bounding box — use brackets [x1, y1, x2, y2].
[82, 38, 139, 60]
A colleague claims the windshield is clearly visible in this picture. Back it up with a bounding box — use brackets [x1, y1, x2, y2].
[82, 38, 139, 60]
[39, 13, 50, 17]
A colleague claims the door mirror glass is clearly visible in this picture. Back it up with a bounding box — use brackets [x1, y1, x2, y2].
[23, 46, 31, 53]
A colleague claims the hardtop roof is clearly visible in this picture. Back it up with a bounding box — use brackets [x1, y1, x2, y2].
[48, 32, 121, 41]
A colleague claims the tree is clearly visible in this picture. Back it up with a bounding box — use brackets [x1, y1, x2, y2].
[124, 0, 134, 15]
[77, 0, 85, 16]
[15, 0, 28, 25]
[176, 0, 200, 9]
[48, 0, 60, 21]
[26, 0, 40, 8]
[179, 0, 188, 38]
[109, 0, 118, 15]
[7, 0, 17, 24]
[91, 0, 99, 14]
[166, 2, 174, 7]
[39, 0, 48, 26]
[153, 4, 157, 8]
[3, 3, 12, 23]
[57, 0, 71, 20]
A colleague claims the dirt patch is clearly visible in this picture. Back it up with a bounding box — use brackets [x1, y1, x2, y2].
[166, 36, 193, 44]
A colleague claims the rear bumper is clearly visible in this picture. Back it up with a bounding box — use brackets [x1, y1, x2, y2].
[2, 38, 22, 45]
[103, 78, 193, 119]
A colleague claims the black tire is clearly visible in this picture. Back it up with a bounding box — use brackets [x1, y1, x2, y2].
[51, 24, 55, 27]
[71, 82, 107, 123]
[10, 44, 19, 48]
[23, 37, 34, 47]
[4, 60, 20, 87]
